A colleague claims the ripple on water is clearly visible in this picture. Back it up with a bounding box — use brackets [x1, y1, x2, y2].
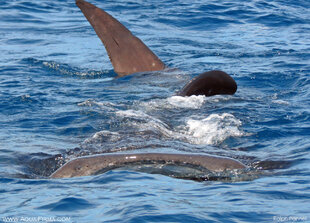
[37, 197, 95, 212]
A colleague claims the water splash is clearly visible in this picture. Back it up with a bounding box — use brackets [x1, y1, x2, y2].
[182, 113, 245, 145]
[167, 95, 206, 109]
[115, 109, 245, 146]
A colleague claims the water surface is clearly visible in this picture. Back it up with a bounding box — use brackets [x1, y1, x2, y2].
[0, 0, 310, 222]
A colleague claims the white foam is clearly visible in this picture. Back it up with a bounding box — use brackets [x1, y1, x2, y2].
[272, 100, 289, 105]
[83, 130, 120, 144]
[180, 113, 245, 145]
[42, 60, 110, 77]
[167, 95, 206, 109]
[78, 99, 117, 112]
[116, 109, 245, 146]
[140, 95, 233, 113]
[139, 95, 207, 112]
[116, 109, 151, 119]
[271, 93, 289, 105]
[116, 110, 173, 137]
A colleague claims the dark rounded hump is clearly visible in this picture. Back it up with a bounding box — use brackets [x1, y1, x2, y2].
[178, 70, 237, 97]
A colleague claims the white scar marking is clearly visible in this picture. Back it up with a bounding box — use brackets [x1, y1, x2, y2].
[125, 156, 137, 159]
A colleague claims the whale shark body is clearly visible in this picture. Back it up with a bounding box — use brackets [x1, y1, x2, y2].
[75, 0, 237, 97]
[51, 153, 246, 179]
[50, 0, 243, 179]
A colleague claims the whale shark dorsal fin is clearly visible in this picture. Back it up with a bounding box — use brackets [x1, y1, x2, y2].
[76, 0, 165, 76]
[178, 70, 237, 97]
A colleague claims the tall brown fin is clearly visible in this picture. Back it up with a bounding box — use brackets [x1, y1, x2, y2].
[76, 0, 165, 76]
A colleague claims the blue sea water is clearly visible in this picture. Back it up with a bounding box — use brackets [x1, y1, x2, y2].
[1, 0, 310, 222]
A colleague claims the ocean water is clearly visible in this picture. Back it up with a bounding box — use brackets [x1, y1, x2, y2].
[0, 0, 310, 222]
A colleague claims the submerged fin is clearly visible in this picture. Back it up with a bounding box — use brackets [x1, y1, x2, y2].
[50, 153, 246, 179]
[178, 70, 237, 97]
[76, 0, 165, 76]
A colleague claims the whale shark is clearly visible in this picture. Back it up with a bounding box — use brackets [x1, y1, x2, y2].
[50, 153, 246, 179]
[75, 0, 237, 97]
[48, 0, 242, 179]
